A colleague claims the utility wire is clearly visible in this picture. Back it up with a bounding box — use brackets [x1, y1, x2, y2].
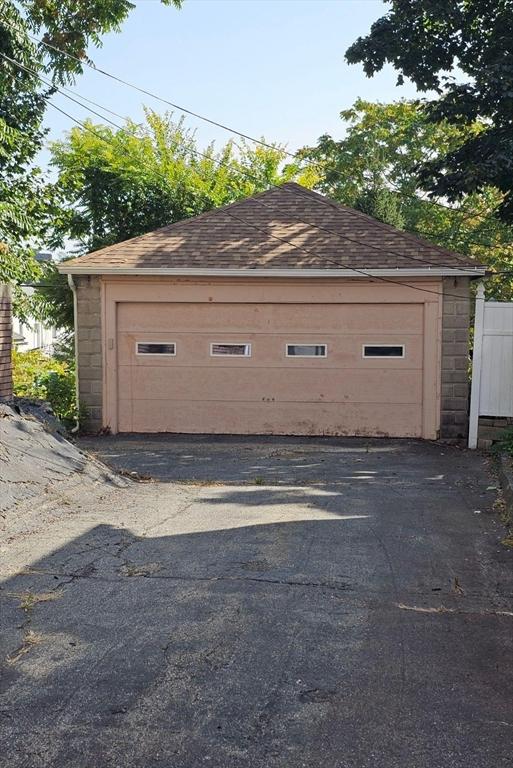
[0, 53, 494, 298]
[2, 50, 486, 275]
[222, 206, 467, 300]
[1, 52, 272, 183]
[44, 102, 482, 301]
[279, 182, 485, 267]
[0, 46, 484, 269]
[248, 190, 478, 279]
[43, 101, 483, 286]
[9, 22, 288, 156]
[4, 60, 490, 297]
[3, 17, 506, 223]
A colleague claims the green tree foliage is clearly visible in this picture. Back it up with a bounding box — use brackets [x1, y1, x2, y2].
[12, 347, 77, 425]
[353, 188, 405, 231]
[299, 99, 513, 299]
[345, 0, 513, 223]
[43, 110, 310, 326]
[0, 5, 51, 307]
[0, 0, 181, 310]
[34, 260, 75, 332]
[49, 110, 310, 252]
[11, 1, 182, 84]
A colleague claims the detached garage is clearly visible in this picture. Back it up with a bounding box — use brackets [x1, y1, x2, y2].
[60, 183, 485, 439]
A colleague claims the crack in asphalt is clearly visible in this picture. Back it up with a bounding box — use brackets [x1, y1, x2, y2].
[141, 494, 200, 536]
[396, 603, 513, 618]
[368, 523, 407, 716]
[2, 568, 354, 593]
[2, 566, 512, 610]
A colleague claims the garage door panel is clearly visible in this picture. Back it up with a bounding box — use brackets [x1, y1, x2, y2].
[119, 400, 422, 437]
[116, 299, 429, 437]
[118, 398, 132, 433]
[117, 332, 423, 369]
[266, 303, 423, 333]
[123, 366, 423, 404]
[118, 303, 270, 333]
[117, 302, 424, 334]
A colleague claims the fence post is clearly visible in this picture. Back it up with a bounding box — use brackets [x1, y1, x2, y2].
[468, 281, 485, 449]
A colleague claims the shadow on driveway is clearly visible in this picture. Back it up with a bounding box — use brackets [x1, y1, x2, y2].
[1, 436, 513, 767]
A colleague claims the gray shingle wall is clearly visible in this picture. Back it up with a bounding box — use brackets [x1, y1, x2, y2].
[75, 276, 102, 432]
[440, 277, 471, 440]
[0, 284, 12, 399]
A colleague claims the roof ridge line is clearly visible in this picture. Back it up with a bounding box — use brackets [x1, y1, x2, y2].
[284, 182, 475, 264]
[79, 183, 297, 259]
[60, 181, 481, 271]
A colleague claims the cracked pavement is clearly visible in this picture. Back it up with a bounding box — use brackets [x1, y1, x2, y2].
[1, 435, 513, 767]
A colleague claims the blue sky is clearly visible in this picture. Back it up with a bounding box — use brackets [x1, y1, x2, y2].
[45, 0, 421, 161]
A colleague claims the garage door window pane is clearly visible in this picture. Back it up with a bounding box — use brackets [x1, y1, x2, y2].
[137, 342, 176, 355]
[286, 344, 327, 357]
[363, 345, 404, 358]
[211, 343, 251, 356]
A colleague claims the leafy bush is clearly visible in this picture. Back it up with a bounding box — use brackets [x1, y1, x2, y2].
[12, 348, 78, 427]
[492, 428, 513, 457]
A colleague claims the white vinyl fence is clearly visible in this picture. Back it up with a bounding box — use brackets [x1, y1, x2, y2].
[469, 283, 513, 448]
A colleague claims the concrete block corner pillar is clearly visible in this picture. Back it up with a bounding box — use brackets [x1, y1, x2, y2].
[440, 277, 471, 440]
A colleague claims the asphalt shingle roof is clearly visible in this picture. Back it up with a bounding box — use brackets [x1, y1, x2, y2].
[61, 182, 482, 272]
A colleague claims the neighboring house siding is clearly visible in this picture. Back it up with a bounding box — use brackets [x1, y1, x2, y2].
[76, 276, 102, 432]
[0, 284, 12, 399]
[12, 316, 57, 351]
[441, 277, 471, 439]
[12, 285, 59, 351]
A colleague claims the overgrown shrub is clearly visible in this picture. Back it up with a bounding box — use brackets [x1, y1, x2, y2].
[492, 428, 513, 457]
[12, 348, 78, 427]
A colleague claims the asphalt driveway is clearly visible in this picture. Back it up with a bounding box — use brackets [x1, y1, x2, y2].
[1, 436, 513, 767]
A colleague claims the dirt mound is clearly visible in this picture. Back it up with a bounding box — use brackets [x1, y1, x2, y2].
[0, 401, 122, 521]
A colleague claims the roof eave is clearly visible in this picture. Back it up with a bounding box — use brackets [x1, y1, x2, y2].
[58, 266, 486, 277]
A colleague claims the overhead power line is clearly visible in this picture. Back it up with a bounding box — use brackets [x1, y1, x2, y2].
[10, 22, 291, 157]
[2, 54, 501, 298]
[1, 50, 486, 275]
[223, 206, 465, 300]
[252, 188, 477, 279]
[1, 51, 492, 297]
[43, 102, 483, 302]
[1, 16, 506, 224]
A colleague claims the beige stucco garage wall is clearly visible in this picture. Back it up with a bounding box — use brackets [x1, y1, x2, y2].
[73, 275, 470, 438]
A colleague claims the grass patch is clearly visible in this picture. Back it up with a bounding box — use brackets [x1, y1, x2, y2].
[492, 428, 513, 458]
[7, 590, 62, 612]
